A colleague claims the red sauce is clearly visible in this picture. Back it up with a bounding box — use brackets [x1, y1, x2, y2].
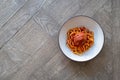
[73, 32, 87, 46]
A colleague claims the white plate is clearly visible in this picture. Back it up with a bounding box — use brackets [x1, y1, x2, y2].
[59, 16, 104, 62]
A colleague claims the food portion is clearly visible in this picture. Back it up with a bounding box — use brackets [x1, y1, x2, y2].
[66, 26, 94, 54]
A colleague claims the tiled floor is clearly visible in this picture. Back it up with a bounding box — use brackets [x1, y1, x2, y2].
[0, 0, 120, 80]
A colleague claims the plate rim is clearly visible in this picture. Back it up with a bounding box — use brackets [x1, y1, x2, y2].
[58, 15, 105, 62]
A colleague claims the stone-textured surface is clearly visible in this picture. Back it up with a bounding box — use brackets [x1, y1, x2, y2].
[0, 0, 119, 80]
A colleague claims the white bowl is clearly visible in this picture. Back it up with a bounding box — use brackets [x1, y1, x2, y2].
[59, 16, 104, 62]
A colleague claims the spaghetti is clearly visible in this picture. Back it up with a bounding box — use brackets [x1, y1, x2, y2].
[66, 26, 94, 54]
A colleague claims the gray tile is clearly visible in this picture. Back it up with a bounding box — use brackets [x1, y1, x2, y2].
[42, 0, 80, 24]
[0, 48, 17, 78]
[112, 0, 120, 80]
[0, 0, 27, 28]
[9, 35, 59, 80]
[0, 0, 45, 48]
[33, 9, 60, 36]
[76, 0, 108, 17]
[0, 0, 120, 80]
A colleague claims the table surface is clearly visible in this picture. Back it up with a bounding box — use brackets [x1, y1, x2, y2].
[0, 0, 120, 80]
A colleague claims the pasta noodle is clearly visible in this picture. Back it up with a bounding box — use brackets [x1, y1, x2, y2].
[66, 26, 94, 55]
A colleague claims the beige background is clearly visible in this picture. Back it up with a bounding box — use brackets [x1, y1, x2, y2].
[0, 0, 119, 80]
